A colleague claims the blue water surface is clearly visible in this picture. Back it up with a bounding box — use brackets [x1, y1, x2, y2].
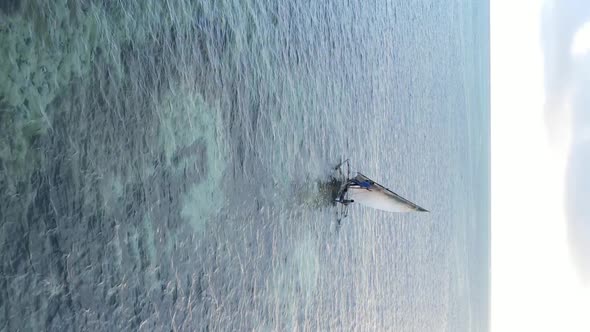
[0, 1, 489, 331]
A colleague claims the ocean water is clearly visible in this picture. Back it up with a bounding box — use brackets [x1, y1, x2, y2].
[0, 1, 489, 331]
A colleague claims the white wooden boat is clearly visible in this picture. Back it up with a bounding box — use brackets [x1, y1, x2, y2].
[335, 160, 429, 213]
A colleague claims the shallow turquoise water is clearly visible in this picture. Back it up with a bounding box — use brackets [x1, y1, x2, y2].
[0, 1, 489, 331]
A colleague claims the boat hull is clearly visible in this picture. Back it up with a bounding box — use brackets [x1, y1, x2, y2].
[347, 187, 419, 212]
[343, 173, 429, 213]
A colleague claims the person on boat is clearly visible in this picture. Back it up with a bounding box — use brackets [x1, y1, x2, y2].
[349, 178, 374, 190]
[338, 178, 374, 205]
[337, 187, 353, 205]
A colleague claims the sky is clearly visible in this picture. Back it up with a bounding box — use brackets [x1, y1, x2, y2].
[491, 0, 590, 331]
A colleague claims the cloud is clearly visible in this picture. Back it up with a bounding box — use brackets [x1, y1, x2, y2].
[542, 0, 590, 281]
[566, 141, 590, 281]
